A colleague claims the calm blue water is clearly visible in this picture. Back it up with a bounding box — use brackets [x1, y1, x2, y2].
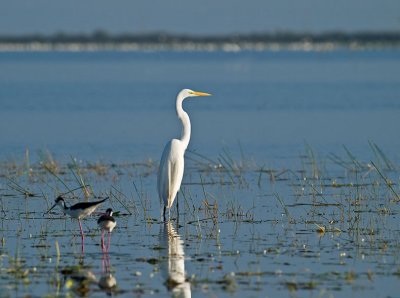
[1, 50, 400, 164]
[1, 49, 400, 297]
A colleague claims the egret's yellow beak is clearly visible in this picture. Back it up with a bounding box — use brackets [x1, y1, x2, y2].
[191, 91, 212, 96]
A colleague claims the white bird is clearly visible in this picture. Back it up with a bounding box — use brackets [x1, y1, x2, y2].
[157, 89, 211, 220]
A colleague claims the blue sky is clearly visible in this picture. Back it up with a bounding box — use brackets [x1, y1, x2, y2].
[1, 0, 399, 35]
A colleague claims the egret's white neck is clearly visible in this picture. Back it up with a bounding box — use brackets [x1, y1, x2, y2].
[176, 95, 191, 150]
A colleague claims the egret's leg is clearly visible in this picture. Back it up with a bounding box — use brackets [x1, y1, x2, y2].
[163, 205, 166, 222]
[176, 192, 179, 214]
[176, 193, 180, 223]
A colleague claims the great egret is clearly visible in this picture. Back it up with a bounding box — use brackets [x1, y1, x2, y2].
[98, 208, 117, 253]
[157, 89, 211, 220]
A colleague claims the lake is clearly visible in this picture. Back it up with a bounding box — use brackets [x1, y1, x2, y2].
[1, 50, 399, 162]
[0, 49, 399, 297]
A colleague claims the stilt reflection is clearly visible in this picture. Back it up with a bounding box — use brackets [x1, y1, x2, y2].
[98, 253, 117, 295]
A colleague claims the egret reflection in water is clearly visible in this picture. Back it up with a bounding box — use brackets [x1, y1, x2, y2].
[160, 221, 191, 298]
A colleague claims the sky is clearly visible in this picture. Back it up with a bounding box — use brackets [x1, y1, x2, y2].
[0, 0, 399, 35]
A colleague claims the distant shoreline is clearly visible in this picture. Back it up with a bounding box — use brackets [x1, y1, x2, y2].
[1, 31, 400, 51]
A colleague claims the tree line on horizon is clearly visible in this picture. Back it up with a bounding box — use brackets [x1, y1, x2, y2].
[1, 30, 400, 44]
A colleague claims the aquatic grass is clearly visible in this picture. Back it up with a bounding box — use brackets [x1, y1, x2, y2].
[285, 153, 394, 243]
[132, 178, 151, 221]
[274, 193, 294, 224]
[0, 145, 399, 296]
[55, 240, 61, 264]
[342, 145, 368, 171]
[24, 148, 33, 178]
[199, 174, 208, 202]
[6, 176, 36, 198]
[257, 165, 266, 187]
[186, 149, 220, 171]
[370, 161, 400, 201]
[287, 169, 338, 208]
[6, 255, 31, 283]
[189, 145, 251, 188]
[86, 161, 109, 176]
[217, 154, 236, 186]
[110, 185, 134, 215]
[0, 194, 5, 217]
[181, 186, 194, 219]
[180, 187, 196, 218]
[369, 141, 396, 171]
[328, 152, 355, 171]
[223, 200, 246, 222]
[303, 142, 321, 179]
[42, 163, 72, 195]
[68, 157, 92, 198]
[59, 185, 92, 198]
[256, 167, 289, 186]
[36, 171, 62, 196]
[38, 149, 60, 175]
[218, 147, 248, 187]
[200, 199, 219, 228]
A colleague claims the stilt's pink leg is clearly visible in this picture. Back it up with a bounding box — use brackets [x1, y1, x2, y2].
[78, 219, 85, 253]
[78, 219, 85, 240]
[101, 230, 105, 252]
[107, 232, 111, 252]
[106, 253, 111, 269]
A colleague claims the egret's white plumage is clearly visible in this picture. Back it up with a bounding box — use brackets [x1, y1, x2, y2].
[157, 89, 211, 219]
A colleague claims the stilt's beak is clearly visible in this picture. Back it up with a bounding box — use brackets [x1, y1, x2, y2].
[44, 203, 57, 216]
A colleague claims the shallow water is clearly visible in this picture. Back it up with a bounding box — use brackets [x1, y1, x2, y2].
[1, 154, 400, 297]
[0, 49, 400, 297]
[0, 50, 399, 162]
